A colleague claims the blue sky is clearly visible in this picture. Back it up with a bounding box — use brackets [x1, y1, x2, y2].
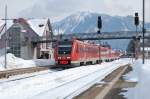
[0, 0, 149, 22]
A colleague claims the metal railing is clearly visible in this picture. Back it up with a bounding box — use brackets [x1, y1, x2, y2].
[31, 31, 150, 43]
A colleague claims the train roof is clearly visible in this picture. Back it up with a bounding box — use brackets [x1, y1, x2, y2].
[57, 39, 112, 49]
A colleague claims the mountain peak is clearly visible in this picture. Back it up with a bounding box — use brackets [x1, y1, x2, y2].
[65, 11, 93, 23]
[53, 11, 150, 34]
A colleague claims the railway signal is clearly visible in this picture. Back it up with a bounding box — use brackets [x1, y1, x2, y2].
[97, 16, 102, 34]
[134, 12, 139, 27]
[134, 12, 139, 33]
[97, 16, 102, 63]
[134, 12, 140, 59]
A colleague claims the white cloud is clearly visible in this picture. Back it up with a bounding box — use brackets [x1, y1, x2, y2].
[0, 0, 150, 22]
[0, 0, 37, 18]
[36, 0, 150, 22]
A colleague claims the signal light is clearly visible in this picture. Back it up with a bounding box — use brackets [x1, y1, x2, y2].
[98, 16, 102, 29]
[134, 12, 139, 26]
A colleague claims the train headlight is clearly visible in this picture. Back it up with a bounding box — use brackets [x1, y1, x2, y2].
[58, 57, 61, 59]
[67, 57, 71, 59]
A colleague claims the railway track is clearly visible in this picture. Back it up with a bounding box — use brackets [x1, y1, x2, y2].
[0, 70, 53, 84]
[30, 62, 130, 99]
[0, 66, 53, 79]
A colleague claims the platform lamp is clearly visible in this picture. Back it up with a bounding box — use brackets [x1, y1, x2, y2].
[97, 16, 102, 63]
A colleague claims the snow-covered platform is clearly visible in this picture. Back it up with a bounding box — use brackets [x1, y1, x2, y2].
[122, 59, 150, 99]
[0, 59, 131, 99]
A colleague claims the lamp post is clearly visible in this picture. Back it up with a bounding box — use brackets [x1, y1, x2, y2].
[142, 0, 145, 64]
[97, 16, 102, 63]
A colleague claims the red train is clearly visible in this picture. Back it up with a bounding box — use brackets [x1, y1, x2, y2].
[54, 39, 122, 67]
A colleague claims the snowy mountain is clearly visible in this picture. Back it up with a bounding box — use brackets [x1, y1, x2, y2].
[52, 12, 150, 50]
[53, 12, 150, 34]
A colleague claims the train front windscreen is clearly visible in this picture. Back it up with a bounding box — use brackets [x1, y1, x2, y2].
[58, 41, 72, 55]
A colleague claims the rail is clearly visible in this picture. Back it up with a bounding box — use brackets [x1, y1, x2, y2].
[0, 66, 52, 79]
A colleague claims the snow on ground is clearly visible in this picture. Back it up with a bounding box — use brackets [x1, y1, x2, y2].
[0, 53, 55, 70]
[122, 59, 150, 99]
[0, 58, 131, 99]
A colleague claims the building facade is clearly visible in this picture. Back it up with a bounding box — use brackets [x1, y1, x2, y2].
[0, 18, 54, 60]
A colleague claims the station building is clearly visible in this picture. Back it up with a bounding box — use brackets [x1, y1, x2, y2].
[0, 18, 54, 60]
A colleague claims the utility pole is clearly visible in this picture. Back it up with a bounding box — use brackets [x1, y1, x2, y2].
[4, 4, 7, 69]
[142, 0, 145, 64]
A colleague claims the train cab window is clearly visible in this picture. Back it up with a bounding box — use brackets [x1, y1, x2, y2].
[58, 41, 72, 45]
[57, 40, 73, 55]
[58, 46, 72, 55]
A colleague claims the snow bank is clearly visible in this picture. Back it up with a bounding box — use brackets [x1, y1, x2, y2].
[123, 59, 140, 82]
[123, 59, 150, 99]
[0, 53, 55, 70]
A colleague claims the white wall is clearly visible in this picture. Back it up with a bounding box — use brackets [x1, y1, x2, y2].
[0, 48, 5, 56]
[21, 44, 34, 59]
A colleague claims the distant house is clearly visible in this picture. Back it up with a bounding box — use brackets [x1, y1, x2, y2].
[0, 18, 53, 59]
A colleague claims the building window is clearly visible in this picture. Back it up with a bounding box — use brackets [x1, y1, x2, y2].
[9, 27, 21, 57]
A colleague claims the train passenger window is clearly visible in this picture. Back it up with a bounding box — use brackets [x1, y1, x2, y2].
[76, 44, 79, 53]
[79, 45, 83, 52]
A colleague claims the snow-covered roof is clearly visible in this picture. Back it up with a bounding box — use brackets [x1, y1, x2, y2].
[0, 18, 50, 38]
[0, 20, 14, 39]
[0, 20, 5, 27]
[27, 19, 48, 36]
[0, 19, 14, 29]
